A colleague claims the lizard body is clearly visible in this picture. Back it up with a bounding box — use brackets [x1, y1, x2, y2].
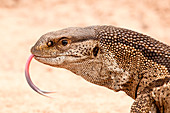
[31, 25, 170, 113]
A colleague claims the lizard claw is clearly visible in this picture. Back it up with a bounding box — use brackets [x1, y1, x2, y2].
[25, 54, 55, 98]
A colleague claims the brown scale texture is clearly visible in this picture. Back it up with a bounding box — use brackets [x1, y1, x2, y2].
[95, 26, 170, 112]
[97, 26, 170, 73]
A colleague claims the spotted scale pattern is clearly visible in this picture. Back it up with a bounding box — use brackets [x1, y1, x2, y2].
[95, 26, 170, 113]
[31, 25, 170, 113]
[97, 26, 169, 73]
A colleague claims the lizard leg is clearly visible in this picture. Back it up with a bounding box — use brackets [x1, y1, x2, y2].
[130, 94, 153, 113]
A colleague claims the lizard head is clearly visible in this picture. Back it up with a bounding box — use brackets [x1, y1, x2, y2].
[29, 26, 137, 96]
[31, 26, 102, 78]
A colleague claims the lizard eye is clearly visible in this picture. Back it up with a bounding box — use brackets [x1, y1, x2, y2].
[61, 40, 68, 46]
[47, 41, 54, 47]
[58, 37, 71, 48]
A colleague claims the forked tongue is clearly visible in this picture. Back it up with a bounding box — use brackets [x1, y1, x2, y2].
[25, 54, 55, 98]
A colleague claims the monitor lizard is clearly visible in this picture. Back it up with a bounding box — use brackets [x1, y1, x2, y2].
[30, 25, 170, 113]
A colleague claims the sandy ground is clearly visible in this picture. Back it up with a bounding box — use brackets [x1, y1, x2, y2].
[0, 0, 170, 113]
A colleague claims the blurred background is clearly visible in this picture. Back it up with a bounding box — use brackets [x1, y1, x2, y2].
[0, 0, 170, 113]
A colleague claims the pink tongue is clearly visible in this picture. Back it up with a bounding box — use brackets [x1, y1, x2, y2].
[25, 54, 54, 97]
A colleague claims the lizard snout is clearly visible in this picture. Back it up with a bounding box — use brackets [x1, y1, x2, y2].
[31, 43, 47, 57]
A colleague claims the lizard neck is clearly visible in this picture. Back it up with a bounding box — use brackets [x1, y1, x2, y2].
[121, 73, 142, 99]
[122, 60, 169, 99]
[136, 62, 169, 96]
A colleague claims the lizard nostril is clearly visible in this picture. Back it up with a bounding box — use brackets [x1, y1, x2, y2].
[47, 41, 54, 47]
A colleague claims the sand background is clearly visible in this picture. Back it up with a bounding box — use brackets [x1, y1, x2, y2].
[0, 0, 170, 113]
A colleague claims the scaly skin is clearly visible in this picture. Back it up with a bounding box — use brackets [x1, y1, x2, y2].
[31, 25, 170, 113]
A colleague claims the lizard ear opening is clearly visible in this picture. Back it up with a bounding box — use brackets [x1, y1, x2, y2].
[93, 46, 99, 57]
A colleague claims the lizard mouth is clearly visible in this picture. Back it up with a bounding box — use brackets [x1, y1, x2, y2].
[33, 55, 88, 67]
[25, 54, 88, 97]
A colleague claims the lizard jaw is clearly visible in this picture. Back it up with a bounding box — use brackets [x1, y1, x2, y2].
[34, 56, 66, 66]
[34, 55, 87, 67]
